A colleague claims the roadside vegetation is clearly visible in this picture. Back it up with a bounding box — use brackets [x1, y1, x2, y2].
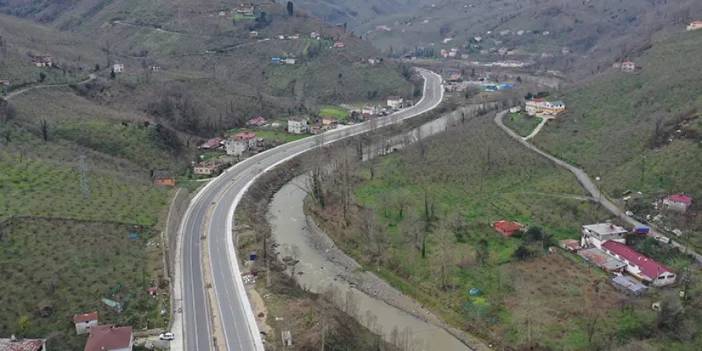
[536, 30, 702, 250]
[306, 109, 702, 350]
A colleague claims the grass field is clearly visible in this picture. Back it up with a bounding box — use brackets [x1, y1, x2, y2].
[535, 30, 702, 248]
[308, 107, 702, 350]
[319, 105, 349, 121]
[503, 112, 542, 137]
[0, 217, 168, 350]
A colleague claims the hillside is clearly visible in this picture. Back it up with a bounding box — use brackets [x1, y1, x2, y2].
[0, 0, 415, 138]
[536, 29, 702, 248]
[296, 0, 702, 77]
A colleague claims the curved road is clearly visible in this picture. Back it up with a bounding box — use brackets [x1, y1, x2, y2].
[176, 68, 444, 351]
[4, 74, 96, 100]
[495, 110, 702, 263]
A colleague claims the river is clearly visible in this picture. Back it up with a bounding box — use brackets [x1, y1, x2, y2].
[268, 176, 474, 351]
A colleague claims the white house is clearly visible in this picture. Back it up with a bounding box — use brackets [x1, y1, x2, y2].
[525, 98, 566, 117]
[225, 139, 248, 156]
[580, 223, 627, 249]
[387, 96, 404, 109]
[288, 118, 308, 134]
[113, 63, 125, 73]
[601, 240, 676, 287]
[84, 325, 133, 351]
[73, 311, 98, 335]
[662, 194, 693, 213]
[283, 58, 296, 65]
[362, 105, 379, 116]
[687, 21, 702, 31]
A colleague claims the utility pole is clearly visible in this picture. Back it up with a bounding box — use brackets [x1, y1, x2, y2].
[79, 155, 90, 199]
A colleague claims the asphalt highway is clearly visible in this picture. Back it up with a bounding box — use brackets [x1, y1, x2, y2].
[178, 68, 444, 351]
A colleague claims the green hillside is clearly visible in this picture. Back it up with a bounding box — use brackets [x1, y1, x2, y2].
[536, 29, 702, 245]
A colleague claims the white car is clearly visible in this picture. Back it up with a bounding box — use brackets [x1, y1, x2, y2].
[159, 332, 175, 341]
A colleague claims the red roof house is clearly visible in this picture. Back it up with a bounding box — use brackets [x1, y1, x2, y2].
[601, 241, 676, 287]
[662, 194, 693, 212]
[0, 338, 46, 351]
[247, 116, 267, 127]
[493, 220, 523, 237]
[84, 325, 133, 351]
[199, 137, 223, 150]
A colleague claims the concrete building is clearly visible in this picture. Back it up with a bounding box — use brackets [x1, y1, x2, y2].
[73, 311, 99, 335]
[580, 223, 627, 249]
[687, 21, 702, 31]
[112, 64, 124, 73]
[525, 98, 566, 117]
[662, 194, 693, 213]
[387, 96, 404, 109]
[287, 118, 308, 134]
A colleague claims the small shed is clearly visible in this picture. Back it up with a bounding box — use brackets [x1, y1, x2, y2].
[578, 247, 626, 272]
[612, 275, 648, 296]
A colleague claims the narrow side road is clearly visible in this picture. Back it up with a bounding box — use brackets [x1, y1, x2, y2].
[495, 110, 702, 263]
[4, 74, 96, 100]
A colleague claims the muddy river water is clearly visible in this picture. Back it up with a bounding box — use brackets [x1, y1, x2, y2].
[269, 176, 474, 351]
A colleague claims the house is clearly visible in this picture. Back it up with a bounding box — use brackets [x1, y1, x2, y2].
[321, 117, 336, 126]
[578, 247, 626, 272]
[193, 160, 226, 176]
[73, 311, 99, 335]
[333, 42, 345, 49]
[492, 220, 523, 237]
[687, 21, 702, 31]
[235, 3, 255, 16]
[199, 137, 223, 150]
[287, 118, 308, 134]
[32, 56, 53, 68]
[621, 61, 636, 73]
[509, 106, 521, 113]
[440, 49, 449, 58]
[362, 105, 379, 116]
[150, 66, 161, 72]
[112, 64, 124, 73]
[447, 72, 463, 82]
[283, 58, 296, 65]
[580, 223, 627, 249]
[525, 98, 566, 117]
[601, 240, 676, 287]
[0, 80, 10, 86]
[249, 31, 258, 38]
[84, 325, 133, 351]
[387, 96, 404, 109]
[247, 116, 267, 127]
[233, 131, 257, 148]
[310, 32, 320, 40]
[152, 171, 176, 187]
[271, 57, 282, 64]
[559, 239, 581, 252]
[662, 194, 693, 213]
[225, 138, 248, 156]
[367, 58, 381, 65]
[0, 337, 46, 351]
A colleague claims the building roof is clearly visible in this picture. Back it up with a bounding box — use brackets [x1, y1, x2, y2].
[152, 170, 174, 180]
[199, 137, 223, 149]
[665, 194, 692, 205]
[583, 223, 628, 235]
[233, 131, 256, 140]
[73, 311, 98, 323]
[84, 325, 132, 351]
[578, 247, 626, 271]
[493, 220, 523, 236]
[0, 338, 45, 351]
[601, 240, 672, 279]
[611, 275, 648, 295]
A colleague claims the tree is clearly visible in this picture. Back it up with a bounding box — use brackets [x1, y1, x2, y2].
[286, 1, 294, 16]
[17, 315, 31, 336]
[475, 239, 489, 266]
[40, 119, 49, 142]
[110, 69, 116, 79]
[38, 72, 46, 82]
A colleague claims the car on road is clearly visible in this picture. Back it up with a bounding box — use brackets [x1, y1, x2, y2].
[159, 332, 175, 341]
